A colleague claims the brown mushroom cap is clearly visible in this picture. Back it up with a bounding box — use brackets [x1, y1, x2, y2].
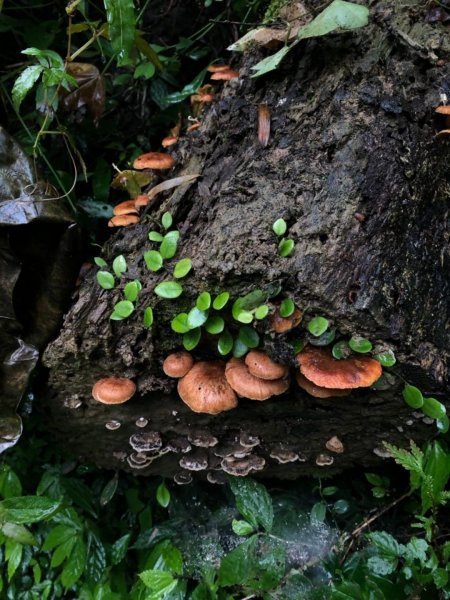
[207, 63, 230, 73]
[210, 68, 239, 80]
[225, 357, 289, 401]
[163, 351, 194, 378]
[133, 152, 176, 170]
[92, 377, 136, 404]
[134, 194, 151, 208]
[161, 135, 178, 147]
[295, 372, 351, 398]
[269, 307, 303, 333]
[297, 346, 382, 389]
[245, 350, 288, 380]
[108, 214, 139, 227]
[177, 361, 238, 414]
[435, 105, 450, 115]
[113, 200, 139, 216]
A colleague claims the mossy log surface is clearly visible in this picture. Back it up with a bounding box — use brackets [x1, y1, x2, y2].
[43, 1, 449, 481]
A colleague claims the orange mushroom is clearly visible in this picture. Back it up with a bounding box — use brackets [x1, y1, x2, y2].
[210, 68, 239, 81]
[207, 63, 230, 73]
[269, 306, 303, 333]
[161, 135, 179, 147]
[92, 377, 136, 404]
[244, 350, 288, 380]
[163, 351, 194, 378]
[113, 200, 139, 216]
[108, 214, 139, 227]
[177, 361, 238, 414]
[225, 357, 289, 401]
[295, 372, 350, 398]
[133, 152, 176, 170]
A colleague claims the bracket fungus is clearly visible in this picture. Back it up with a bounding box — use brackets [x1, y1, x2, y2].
[163, 351, 194, 378]
[225, 357, 289, 401]
[221, 455, 265, 476]
[187, 431, 218, 447]
[92, 377, 136, 405]
[297, 346, 382, 389]
[129, 431, 162, 453]
[325, 436, 345, 454]
[133, 151, 176, 170]
[177, 361, 238, 414]
[296, 372, 351, 399]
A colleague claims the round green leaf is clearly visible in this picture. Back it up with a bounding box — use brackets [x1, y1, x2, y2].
[205, 316, 225, 335]
[402, 384, 423, 409]
[422, 397, 446, 420]
[94, 256, 107, 267]
[183, 328, 201, 351]
[374, 349, 396, 367]
[196, 292, 211, 311]
[144, 250, 163, 272]
[124, 280, 140, 302]
[96, 271, 115, 289]
[154, 281, 183, 299]
[272, 218, 287, 237]
[149, 231, 164, 242]
[332, 341, 350, 359]
[234, 309, 253, 324]
[254, 304, 269, 320]
[309, 328, 336, 347]
[437, 415, 449, 434]
[112, 255, 127, 277]
[307, 316, 329, 337]
[233, 337, 248, 358]
[161, 212, 173, 230]
[171, 313, 190, 333]
[231, 519, 254, 536]
[349, 335, 373, 353]
[156, 482, 170, 508]
[187, 307, 208, 329]
[112, 300, 134, 318]
[278, 238, 295, 257]
[279, 298, 295, 318]
[173, 258, 192, 279]
[143, 307, 154, 328]
[218, 330, 233, 355]
[212, 292, 230, 310]
[238, 326, 259, 349]
[160, 231, 179, 259]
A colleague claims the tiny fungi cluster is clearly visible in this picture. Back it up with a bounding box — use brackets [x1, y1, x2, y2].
[92, 377, 136, 404]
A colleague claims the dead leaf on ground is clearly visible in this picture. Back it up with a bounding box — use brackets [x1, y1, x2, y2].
[110, 170, 153, 197]
[60, 62, 106, 123]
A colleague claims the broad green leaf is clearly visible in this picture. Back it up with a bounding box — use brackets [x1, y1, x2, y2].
[173, 258, 192, 279]
[1, 496, 61, 524]
[279, 298, 295, 317]
[307, 316, 329, 337]
[229, 477, 273, 531]
[196, 291, 211, 311]
[134, 62, 156, 79]
[111, 300, 134, 318]
[171, 313, 190, 333]
[154, 281, 183, 299]
[111, 533, 131, 565]
[61, 536, 87, 588]
[272, 218, 287, 236]
[205, 316, 224, 335]
[238, 326, 259, 349]
[144, 250, 163, 271]
[94, 256, 107, 267]
[251, 45, 291, 78]
[218, 330, 233, 355]
[148, 231, 164, 242]
[112, 254, 127, 277]
[1, 522, 36, 546]
[162, 545, 183, 575]
[51, 536, 76, 568]
[233, 337, 248, 358]
[104, 0, 136, 67]
[0, 467, 22, 499]
[348, 335, 372, 353]
[187, 307, 208, 329]
[278, 238, 295, 257]
[422, 397, 446, 420]
[96, 271, 115, 289]
[310, 501, 327, 523]
[156, 482, 170, 508]
[423, 441, 450, 511]
[124, 280, 140, 302]
[254, 304, 269, 320]
[143, 307, 154, 328]
[183, 328, 201, 351]
[367, 531, 404, 558]
[232, 519, 254, 536]
[297, 0, 369, 41]
[85, 531, 107, 583]
[165, 69, 207, 104]
[12, 65, 43, 110]
[367, 556, 397, 576]
[212, 292, 229, 310]
[6, 540, 22, 581]
[160, 231, 179, 259]
[42, 524, 77, 552]
[99, 474, 119, 506]
[161, 211, 173, 230]
[402, 384, 423, 409]
[139, 569, 175, 591]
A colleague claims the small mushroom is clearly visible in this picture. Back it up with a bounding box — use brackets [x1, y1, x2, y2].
[92, 377, 136, 405]
[108, 214, 140, 227]
[133, 151, 176, 170]
[296, 372, 350, 398]
[113, 200, 139, 216]
[135, 417, 148, 428]
[187, 431, 219, 447]
[269, 306, 302, 333]
[221, 455, 266, 476]
[129, 431, 162, 453]
[165, 438, 192, 454]
[178, 361, 238, 414]
[161, 135, 178, 147]
[163, 351, 194, 378]
[213, 442, 247, 458]
[210, 68, 239, 80]
[134, 194, 151, 208]
[127, 453, 154, 469]
[225, 357, 289, 401]
[105, 420, 121, 430]
[325, 436, 344, 454]
[297, 346, 382, 389]
[207, 63, 230, 73]
[315, 453, 334, 467]
[173, 471, 193, 485]
[269, 447, 299, 464]
[244, 350, 289, 380]
[207, 471, 227, 485]
[179, 453, 208, 471]
[239, 432, 260, 448]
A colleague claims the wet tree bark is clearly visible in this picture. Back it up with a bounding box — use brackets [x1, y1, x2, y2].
[42, 0, 450, 482]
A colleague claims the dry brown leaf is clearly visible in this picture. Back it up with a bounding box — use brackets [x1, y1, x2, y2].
[60, 62, 106, 123]
[258, 104, 270, 147]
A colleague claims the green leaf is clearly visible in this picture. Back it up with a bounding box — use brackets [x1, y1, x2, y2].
[154, 281, 183, 299]
[134, 62, 156, 79]
[233, 337, 249, 358]
[1, 496, 61, 524]
[51, 536, 76, 568]
[212, 292, 230, 310]
[238, 326, 260, 349]
[85, 530, 107, 583]
[143, 307, 154, 328]
[367, 531, 404, 558]
[124, 280, 140, 302]
[297, 0, 369, 41]
[161, 212, 173, 230]
[183, 328, 201, 351]
[61, 536, 86, 588]
[160, 231, 179, 259]
[309, 327, 336, 346]
[205, 316, 225, 335]
[402, 384, 424, 409]
[111, 300, 134, 318]
[218, 330, 233, 355]
[332, 340, 350, 359]
[196, 292, 211, 311]
[272, 218, 287, 236]
[111, 533, 131, 565]
[423, 441, 450, 510]
[149, 231, 164, 242]
[422, 397, 446, 420]
[156, 482, 170, 508]
[437, 415, 449, 434]
[100, 474, 119, 506]
[42, 524, 76, 552]
[12, 65, 44, 110]
[0, 467, 22, 499]
[112, 255, 127, 277]
[171, 313, 190, 333]
[173, 258, 192, 279]
[278, 238, 295, 257]
[233, 309, 253, 324]
[6, 540, 22, 581]
[187, 307, 208, 329]
[1, 522, 36, 546]
[94, 256, 107, 267]
[310, 501, 327, 523]
[96, 271, 115, 289]
[104, 0, 136, 67]
[374, 349, 396, 367]
[144, 250, 163, 271]
[139, 569, 175, 592]
[365, 473, 384, 487]
[251, 45, 291, 78]
[367, 556, 397, 576]
[232, 519, 254, 536]
[164, 69, 207, 104]
[254, 304, 269, 320]
[348, 335, 372, 353]
[229, 477, 273, 531]
[279, 298, 295, 318]
[307, 316, 329, 337]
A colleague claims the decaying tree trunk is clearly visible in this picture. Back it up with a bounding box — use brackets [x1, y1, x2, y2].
[42, 1, 450, 482]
